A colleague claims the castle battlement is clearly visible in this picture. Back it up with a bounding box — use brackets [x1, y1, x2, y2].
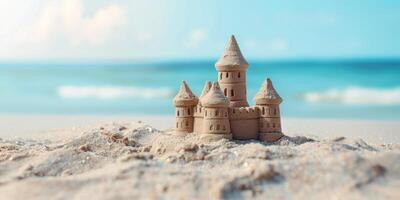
[173, 35, 284, 142]
[229, 107, 259, 120]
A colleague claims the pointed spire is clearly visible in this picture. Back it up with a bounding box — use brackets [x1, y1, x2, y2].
[253, 78, 283, 105]
[215, 35, 248, 69]
[173, 81, 198, 106]
[198, 81, 212, 106]
[200, 82, 229, 107]
[225, 35, 240, 51]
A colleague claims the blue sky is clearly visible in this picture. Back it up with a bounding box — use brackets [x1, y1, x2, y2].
[0, 0, 399, 60]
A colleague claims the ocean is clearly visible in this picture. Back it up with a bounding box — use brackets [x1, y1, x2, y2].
[1, 60, 400, 119]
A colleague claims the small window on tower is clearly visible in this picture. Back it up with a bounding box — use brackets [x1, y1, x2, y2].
[176, 122, 178, 128]
[238, 72, 241, 78]
[226, 72, 229, 78]
[186, 120, 189, 127]
[224, 88, 227, 96]
[220, 73, 222, 80]
[177, 111, 180, 116]
[231, 89, 234, 97]
[210, 125, 213, 130]
[262, 107, 265, 115]
[188, 108, 191, 115]
[215, 110, 219, 116]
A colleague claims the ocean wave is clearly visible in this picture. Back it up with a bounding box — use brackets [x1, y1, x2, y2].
[303, 86, 400, 105]
[58, 86, 174, 99]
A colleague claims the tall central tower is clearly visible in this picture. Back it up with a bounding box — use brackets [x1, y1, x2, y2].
[215, 35, 249, 107]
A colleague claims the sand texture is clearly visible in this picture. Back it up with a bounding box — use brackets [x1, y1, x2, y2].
[0, 121, 399, 200]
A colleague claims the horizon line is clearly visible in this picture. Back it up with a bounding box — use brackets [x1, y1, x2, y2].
[1, 56, 400, 65]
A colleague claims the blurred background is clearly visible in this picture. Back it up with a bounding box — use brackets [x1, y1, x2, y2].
[0, 0, 400, 120]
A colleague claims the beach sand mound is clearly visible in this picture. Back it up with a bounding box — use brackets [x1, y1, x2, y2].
[0, 122, 399, 200]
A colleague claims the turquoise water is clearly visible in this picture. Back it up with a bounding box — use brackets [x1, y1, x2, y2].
[1, 60, 400, 119]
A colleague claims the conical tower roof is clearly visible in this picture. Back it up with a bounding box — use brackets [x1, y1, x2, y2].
[200, 82, 229, 107]
[173, 81, 198, 106]
[215, 35, 248, 70]
[198, 81, 212, 106]
[253, 78, 282, 105]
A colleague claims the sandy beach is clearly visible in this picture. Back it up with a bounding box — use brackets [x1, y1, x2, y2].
[1, 0, 400, 199]
[0, 115, 399, 199]
[1, 114, 399, 143]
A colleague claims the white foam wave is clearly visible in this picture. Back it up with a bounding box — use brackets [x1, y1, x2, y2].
[303, 87, 400, 105]
[58, 86, 174, 99]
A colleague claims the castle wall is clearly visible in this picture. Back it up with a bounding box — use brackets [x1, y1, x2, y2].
[193, 117, 203, 133]
[202, 107, 230, 135]
[220, 83, 246, 101]
[257, 105, 282, 133]
[191, 102, 283, 140]
[259, 117, 281, 133]
[193, 106, 203, 134]
[217, 71, 248, 107]
[175, 106, 195, 133]
[259, 105, 280, 118]
[218, 71, 246, 85]
[229, 107, 259, 140]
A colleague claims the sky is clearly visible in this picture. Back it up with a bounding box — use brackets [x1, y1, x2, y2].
[0, 0, 399, 60]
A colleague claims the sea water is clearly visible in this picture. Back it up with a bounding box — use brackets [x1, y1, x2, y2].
[1, 60, 399, 119]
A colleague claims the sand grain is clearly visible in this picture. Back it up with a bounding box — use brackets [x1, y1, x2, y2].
[0, 121, 399, 200]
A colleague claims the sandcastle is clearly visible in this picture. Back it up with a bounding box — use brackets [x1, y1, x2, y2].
[173, 35, 283, 142]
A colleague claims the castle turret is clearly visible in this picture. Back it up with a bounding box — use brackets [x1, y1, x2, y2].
[253, 78, 284, 142]
[200, 82, 231, 140]
[198, 81, 212, 106]
[173, 81, 198, 134]
[193, 81, 212, 133]
[215, 35, 249, 107]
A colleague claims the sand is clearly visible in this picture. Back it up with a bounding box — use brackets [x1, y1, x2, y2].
[1, 115, 399, 143]
[0, 117, 399, 200]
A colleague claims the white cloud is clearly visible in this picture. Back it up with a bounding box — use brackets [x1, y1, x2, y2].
[33, 0, 126, 46]
[0, 0, 173, 59]
[186, 28, 208, 48]
[85, 5, 125, 45]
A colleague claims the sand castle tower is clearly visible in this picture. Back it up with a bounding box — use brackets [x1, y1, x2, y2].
[253, 78, 283, 142]
[215, 35, 249, 107]
[198, 81, 212, 106]
[193, 81, 212, 133]
[200, 82, 231, 140]
[173, 81, 198, 134]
